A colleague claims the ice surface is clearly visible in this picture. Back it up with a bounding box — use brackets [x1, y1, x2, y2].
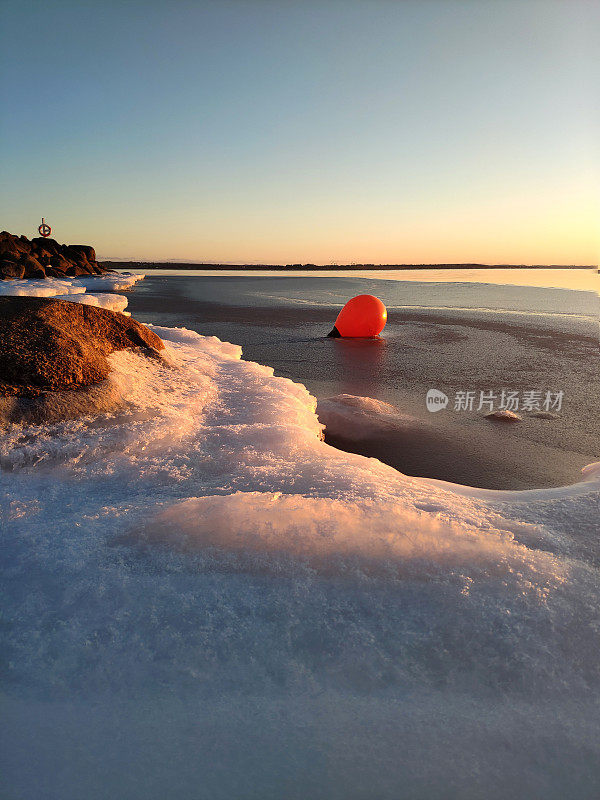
[1, 324, 599, 799]
[71, 272, 145, 291]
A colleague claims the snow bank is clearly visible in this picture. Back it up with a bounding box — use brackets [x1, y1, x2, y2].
[1, 324, 599, 799]
[0, 273, 141, 311]
[71, 272, 145, 291]
[143, 490, 564, 584]
[317, 393, 423, 440]
[53, 292, 129, 312]
[0, 278, 86, 296]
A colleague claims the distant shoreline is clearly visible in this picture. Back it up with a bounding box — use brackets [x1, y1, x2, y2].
[100, 262, 596, 271]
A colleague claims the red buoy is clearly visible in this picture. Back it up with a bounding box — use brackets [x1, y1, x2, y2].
[328, 294, 387, 338]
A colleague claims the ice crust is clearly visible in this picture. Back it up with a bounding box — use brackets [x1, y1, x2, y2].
[1, 324, 599, 799]
[317, 393, 424, 439]
[52, 292, 129, 312]
[0, 278, 86, 296]
[0, 272, 142, 308]
[72, 272, 145, 291]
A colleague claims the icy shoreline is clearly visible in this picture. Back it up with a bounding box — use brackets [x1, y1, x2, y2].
[1, 290, 599, 798]
[0, 272, 144, 312]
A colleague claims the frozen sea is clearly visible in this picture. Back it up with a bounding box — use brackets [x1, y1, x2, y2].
[125, 268, 599, 489]
[1, 268, 599, 800]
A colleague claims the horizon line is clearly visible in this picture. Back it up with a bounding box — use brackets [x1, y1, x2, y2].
[98, 260, 598, 270]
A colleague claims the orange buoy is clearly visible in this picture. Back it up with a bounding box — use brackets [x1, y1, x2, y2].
[328, 294, 387, 338]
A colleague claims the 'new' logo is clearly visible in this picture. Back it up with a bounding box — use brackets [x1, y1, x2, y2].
[426, 389, 448, 412]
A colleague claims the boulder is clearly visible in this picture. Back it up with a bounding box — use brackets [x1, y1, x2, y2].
[52, 252, 70, 266]
[65, 263, 90, 276]
[31, 237, 61, 254]
[0, 233, 27, 259]
[34, 249, 54, 266]
[45, 253, 71, 277]
[66, 243, 96, 262]
[0, 297, 164, 399]
[485, 409, 522, 422]
[0, 232, 107, 279]
[18, 253, 46, 278]
[0, 259, 25, 279]
[50, 253, 71, 270]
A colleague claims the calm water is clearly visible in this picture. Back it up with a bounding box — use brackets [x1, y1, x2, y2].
[125, 269, 598, 489]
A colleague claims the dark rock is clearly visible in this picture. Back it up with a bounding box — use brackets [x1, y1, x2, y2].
[485, 409, 522, 422]
[0, 259, 25, 279]
[65, 263, 90, 276]
[0, 233, 28, 259]
[0, 232, 108, 280]
[31, 237, 61, 254]
[18, 254, 46, 278]
[68, 251, 89, 265]
[50, 253, 70, 270]
[0, 297, 164, 399]
[34, 250, 54, 266]
[66, 244, 96, 262]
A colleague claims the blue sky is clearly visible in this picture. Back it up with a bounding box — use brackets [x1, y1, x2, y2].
[1, 0, 597, 263]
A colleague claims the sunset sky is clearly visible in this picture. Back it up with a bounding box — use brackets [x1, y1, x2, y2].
[1, 0, 598, 264]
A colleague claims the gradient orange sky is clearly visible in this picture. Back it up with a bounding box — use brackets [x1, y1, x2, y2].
[1, 0, 598, 265]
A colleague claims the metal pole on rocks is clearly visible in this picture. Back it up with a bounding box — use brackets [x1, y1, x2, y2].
[38, 218, 52, 238]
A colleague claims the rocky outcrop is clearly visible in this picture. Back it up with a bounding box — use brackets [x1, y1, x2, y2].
[0, 297, 164, 424]
[0, 231, 107, 279]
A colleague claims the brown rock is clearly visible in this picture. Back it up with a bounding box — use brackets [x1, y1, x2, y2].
[65, 263, 90, 276]
[50, 253, 71, 270]
[0, 259, 25, 279]
[0, 233, 108, 280]
[35, 250, 54, 266]
[44, 254, 70, 278]
[18, 254, 46, 278]
[31, 237, 61, 254]
[0, 233, 28, 259]
[0, 297, 164, 398]
[66, 244, 96, 262]
[485, 409, 522, 422]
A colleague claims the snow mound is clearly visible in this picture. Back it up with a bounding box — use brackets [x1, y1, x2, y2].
[141, 490, 563, 583]
[2, 324, 599, 799]
[317, 393, 422, 439]
[0, 273, 142, 310]
[71, 272, 145, 291]
[53, 292, 129, 312]
[0, 278, 86, 297]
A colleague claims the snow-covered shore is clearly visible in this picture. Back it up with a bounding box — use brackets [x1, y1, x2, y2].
[0, 272, 144, 311]
[1, 283, 599, 799]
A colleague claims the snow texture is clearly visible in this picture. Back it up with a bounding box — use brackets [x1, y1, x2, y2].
[1, 323, 599, 800]
[0, 273, 141, 309]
